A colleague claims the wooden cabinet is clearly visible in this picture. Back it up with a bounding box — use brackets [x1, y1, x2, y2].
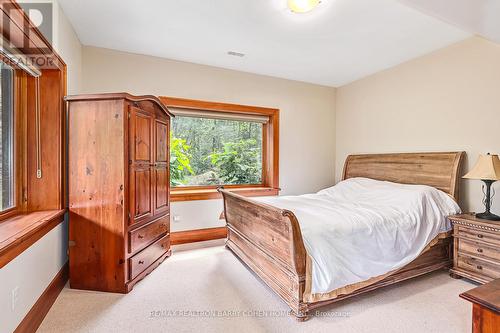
[449, 213, 500, 284]
[460, 279, 500, 333]
[67, 93, 173, 293]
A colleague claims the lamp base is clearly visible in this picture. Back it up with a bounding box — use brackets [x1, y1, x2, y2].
[476, 211, 500, 221]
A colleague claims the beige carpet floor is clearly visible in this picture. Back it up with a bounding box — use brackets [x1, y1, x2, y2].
[38, 240, 475, 333]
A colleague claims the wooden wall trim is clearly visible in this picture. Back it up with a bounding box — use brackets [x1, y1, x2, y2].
[171, 227, 227, 245]
[15, 261, 68, 333]
[159, 96, 278, 116]
[0, 210, 65, 268]
[171, 186, 279, 202]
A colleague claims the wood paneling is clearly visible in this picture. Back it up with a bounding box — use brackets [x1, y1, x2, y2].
[220, 152, 464, 320]
[67, 93, 171, 293]
[27, 70, 65, 211]
[171, 226, 227, 245]
[14, 262, 68, 333]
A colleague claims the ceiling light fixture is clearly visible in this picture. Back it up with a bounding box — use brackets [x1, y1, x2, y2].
[287, 0, 320, 13]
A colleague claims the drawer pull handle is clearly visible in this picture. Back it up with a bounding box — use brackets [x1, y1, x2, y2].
[138, 260, 144, 264]
[477, 248, 483, 253]
[476, 265, 482, 270]
[138, 234, 144, 239]
[477, 234, 484, 239]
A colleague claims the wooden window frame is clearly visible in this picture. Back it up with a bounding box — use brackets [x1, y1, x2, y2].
[0, 0, 67, 270]
[160, 97, 280, 202]
[0, 60, 23, 220]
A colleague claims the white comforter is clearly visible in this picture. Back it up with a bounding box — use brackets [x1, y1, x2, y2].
[256, 177, 460, 296]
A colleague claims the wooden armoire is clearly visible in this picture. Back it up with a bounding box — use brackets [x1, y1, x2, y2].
[66, 93, 173, 293]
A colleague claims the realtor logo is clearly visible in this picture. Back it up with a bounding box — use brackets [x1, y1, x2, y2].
[4, 1, 53, 52]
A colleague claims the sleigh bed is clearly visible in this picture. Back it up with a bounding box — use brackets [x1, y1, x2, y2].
[218, 152, 465, 320]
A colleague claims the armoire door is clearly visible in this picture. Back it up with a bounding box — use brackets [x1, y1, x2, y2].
[129, 106, 154, 225]
[153, 118, 170, 216]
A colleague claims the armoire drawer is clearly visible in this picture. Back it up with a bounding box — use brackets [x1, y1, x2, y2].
[129, 234, 170, 280]
[129, 215, 170, 253]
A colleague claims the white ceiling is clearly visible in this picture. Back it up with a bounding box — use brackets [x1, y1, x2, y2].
[58, 0, 471, 87]
[399, 0, 500, 44]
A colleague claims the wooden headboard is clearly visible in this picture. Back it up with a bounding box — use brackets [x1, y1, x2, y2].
[342, 152, 465, 201]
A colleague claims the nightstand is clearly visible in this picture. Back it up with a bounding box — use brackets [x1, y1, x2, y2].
[448, 213, 500, 284]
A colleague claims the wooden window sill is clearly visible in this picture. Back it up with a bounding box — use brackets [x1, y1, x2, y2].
[171, 186, 279, 202]
[0, 209, 66, 268]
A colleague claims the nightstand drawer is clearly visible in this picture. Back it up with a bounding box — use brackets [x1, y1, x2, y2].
[458, 239, 500, 261]
[457, 227, 500, 247]
[457, 255, 500, 280]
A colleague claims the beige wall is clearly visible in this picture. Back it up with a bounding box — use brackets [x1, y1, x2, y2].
[53, 0, 82, 94]
[0, 224, 67, 333]
[336, 36, 500, 214]
[81, 46, 337, 231]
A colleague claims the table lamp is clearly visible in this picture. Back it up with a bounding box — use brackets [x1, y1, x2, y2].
[463, 153, 500, 221]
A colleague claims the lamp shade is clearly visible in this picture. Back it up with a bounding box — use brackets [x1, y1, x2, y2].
[463, 154, 500, 180]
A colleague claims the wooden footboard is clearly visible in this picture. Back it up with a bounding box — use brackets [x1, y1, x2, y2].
[218, 188, 308, 318]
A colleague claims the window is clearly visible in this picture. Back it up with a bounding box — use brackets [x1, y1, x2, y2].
[0, 61, 14, 212]
[171, 115, 264, 187]
[161, 97, 280, 201]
